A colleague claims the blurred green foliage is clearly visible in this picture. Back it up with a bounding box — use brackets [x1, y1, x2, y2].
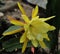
[46, 0, 60, 53]
[2, 37, 32, 52]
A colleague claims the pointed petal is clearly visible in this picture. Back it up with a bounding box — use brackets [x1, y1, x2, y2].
[20, 32, 27, 43]
[39, 41, 47, 48]
[32, 5, 38, 18]
[31, 18, 55, 33]
[42, 33, 50, 41]
[17, 2, 26, 15]
[27, 31, 35, 40]
[32, 16, 39, 19]
[49, 26, 56, 31]
[39, 16, 55, 21]
[21, 15, 30, 23]
[32, 40, 38, 47]
[22, 39, 28, 53]
[3, 27, 24, 36]
[7, 16, 25, 26]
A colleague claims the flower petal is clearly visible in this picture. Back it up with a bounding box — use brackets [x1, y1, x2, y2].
[31, 18, 55, 33]
[48, 26, 56, 31]
[36, 34, 43, 41]
[3, 27, 24, 36]
[22, 39, 28, 53]
[27, 31, 35, 40]
[32, 5, 38, 18]
[42, 33, 50, 41]
[32, 39, 38, 47]
[39, 16, 55, 21]
[20, 32, 27, 43]
[21, 15, 30, 23]
[7, 16, 25, 26]
[27, 35, 35, 40]
[32, 16, 39, 19]
[17, 2, 26, 15]
[39, 41, 47, 48]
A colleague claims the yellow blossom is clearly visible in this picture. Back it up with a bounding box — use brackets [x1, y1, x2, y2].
[3, 2, 56, 53]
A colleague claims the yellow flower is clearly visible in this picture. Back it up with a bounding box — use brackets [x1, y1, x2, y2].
[3, 2, 56, 53]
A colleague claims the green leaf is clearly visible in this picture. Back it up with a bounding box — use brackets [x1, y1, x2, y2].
[2, 37, 22, 52]
[2, 37, 32, 52]
[3, 25, 23, 36]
